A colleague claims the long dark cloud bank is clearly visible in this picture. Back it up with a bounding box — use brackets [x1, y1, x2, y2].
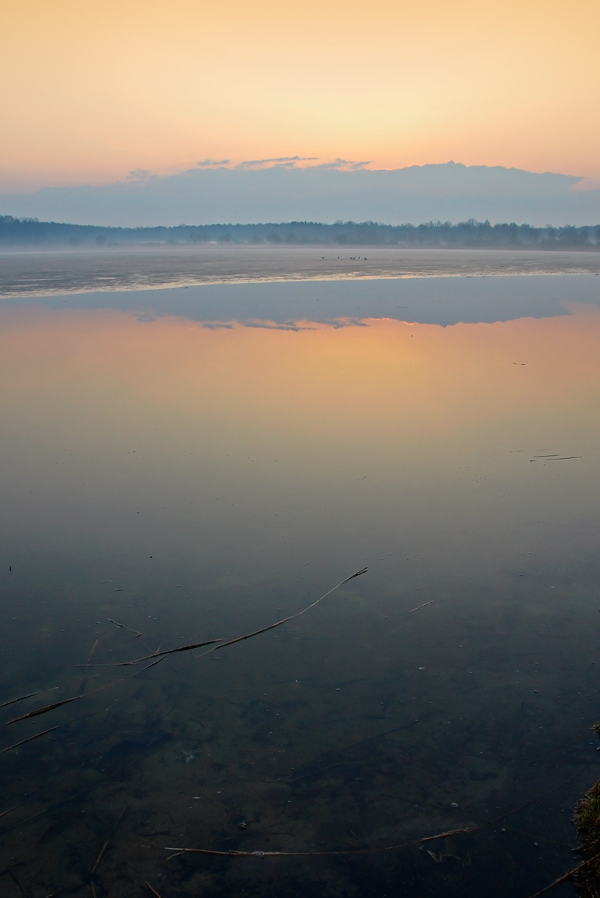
[2, 162, 600, 228]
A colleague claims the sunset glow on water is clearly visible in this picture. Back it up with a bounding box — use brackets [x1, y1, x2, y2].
[1, 277, 599, 895]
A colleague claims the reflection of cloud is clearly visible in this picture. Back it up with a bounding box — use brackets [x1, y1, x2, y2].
[242, 320, 315, 331]
[330, 317, 369, 328]
[202, 321, 233, 329]
[239, 156, 319, 168]
[238, 318, 369, 331]
[316, 158, 373, 171]
[196, 159, 230, 167]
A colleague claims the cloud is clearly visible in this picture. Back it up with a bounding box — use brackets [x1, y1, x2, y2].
[238, 156, 319, 168]
[126, 169, 151, 183]
[3, 162, 597, 228]
[242, 320, 317, 331]
[196, 159, 230, 167]
[314, 158, 373, 171]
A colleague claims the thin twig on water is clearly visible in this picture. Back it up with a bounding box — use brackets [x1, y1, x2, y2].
[1, 726, 60, 753]
[165, 762, 592, 863]
[87, 639, 100, 663]
[525, 858, 593, 898]
[208, 568, 369, 655]
[76, 638, 224, 668]
[164, 823, 477, 860]
[0, 692, 40, 710]
[106, 618, 143, 638]
[81, 567, 368, 668]
[6, 676, 128, 725]
[7, 695, 83, 724]
[409, 600, 435, 614]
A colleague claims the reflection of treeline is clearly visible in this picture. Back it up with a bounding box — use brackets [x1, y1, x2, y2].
[2, 215, 600, 248]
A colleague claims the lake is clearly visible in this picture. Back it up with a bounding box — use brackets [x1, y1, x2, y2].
[1, 273, 600, 897]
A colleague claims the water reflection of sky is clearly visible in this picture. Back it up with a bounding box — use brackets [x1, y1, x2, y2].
[1, 276, 600, 897]
[1, 277, 599, 575]
[3, 272, 600, 327]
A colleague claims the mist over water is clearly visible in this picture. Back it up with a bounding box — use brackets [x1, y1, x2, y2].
[1, 273, 600, 896]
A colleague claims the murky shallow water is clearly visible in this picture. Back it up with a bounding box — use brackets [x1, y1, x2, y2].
[1, 275, 600, 897]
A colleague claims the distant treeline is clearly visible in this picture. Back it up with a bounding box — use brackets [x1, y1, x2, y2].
[1, 216, 600, 248]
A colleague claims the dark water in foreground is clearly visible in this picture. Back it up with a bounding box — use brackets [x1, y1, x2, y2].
[1, 275, 600, 897]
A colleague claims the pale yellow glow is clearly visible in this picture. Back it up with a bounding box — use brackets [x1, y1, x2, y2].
[1, 0, 599, 188]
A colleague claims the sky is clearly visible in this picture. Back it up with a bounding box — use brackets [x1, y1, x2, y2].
[2, 0, 600, 194]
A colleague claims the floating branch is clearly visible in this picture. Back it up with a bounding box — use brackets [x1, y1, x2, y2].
[1, 726, 60, 754]
[2, 571, 368, 759]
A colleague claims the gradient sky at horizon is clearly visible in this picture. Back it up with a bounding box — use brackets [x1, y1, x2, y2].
[2, 0, 599, 192]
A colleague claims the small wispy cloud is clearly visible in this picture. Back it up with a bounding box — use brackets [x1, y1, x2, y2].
[238, 156, 319, 168]
[196, 159, 230, 167]
[126, 169, 152, 183]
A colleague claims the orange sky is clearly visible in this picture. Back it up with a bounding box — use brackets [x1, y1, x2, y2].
[1, 0, 599, 191]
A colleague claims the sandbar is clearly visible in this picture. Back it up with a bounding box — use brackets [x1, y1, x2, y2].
[1, 244, 600, 298]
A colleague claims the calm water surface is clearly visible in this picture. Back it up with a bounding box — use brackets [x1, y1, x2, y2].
[1, 275, 600, 897]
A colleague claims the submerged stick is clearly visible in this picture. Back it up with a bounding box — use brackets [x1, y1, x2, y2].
[91, 806, 127, 874]
[6, 676, 128, 725]
[525, 859, 593, 898]
[76, 638, 224, 668]
[0, 726, 60, 753]
[408, 600, 434, 614]
[166, 762, 589, 863]
[0, 806, 17, 819]
[145, 881, 164, 898]
[7, 695, 82, 724]
[5, 569, 367, 734]
[0, 692, 40, 710]
[106, 618, 143, 638]
[87, 639, 100, 664]
[165, 823, 477, 860]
